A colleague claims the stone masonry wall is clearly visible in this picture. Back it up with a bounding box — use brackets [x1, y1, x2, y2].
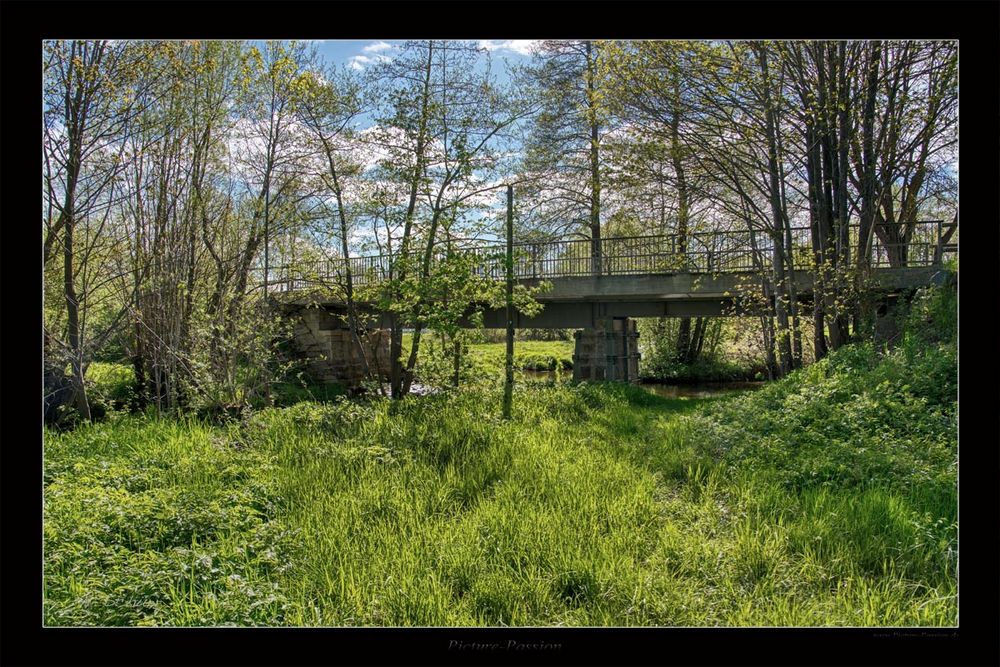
[292, 308, 390, 386]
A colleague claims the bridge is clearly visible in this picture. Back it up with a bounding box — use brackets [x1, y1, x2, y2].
[270, 221, 956, 384]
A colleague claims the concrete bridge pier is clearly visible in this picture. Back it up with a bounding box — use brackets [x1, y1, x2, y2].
[572, 317, 641, 383]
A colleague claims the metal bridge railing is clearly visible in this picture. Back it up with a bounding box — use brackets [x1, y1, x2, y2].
[263, 220, 955, 294]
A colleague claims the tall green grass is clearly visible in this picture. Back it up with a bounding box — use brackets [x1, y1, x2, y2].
[44, 287, 956, 626]
[466, 340, 575, 372]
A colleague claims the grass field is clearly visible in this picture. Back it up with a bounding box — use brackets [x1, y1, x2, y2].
[44, 288, 956, 626]
[466, 340, 574, 372]
[402, 336, 574, 373]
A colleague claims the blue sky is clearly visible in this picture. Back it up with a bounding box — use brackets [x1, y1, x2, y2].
[309, 39, 536, 73]
[298, 40, 536, 133]
[313, 40, 385, 69]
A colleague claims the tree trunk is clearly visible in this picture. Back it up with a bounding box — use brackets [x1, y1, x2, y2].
[761, 314, 778, 380]
[834, 41, 852, 341]
[64, 206, 91, 420]
[757, 46, 792, 375]
[585, 40, 602, 277]
[316, 130, 372, 383]
[390, 41, 435, 400]
[389, 314, 404, 399]
[668, 80, 696, 364]
[815, 43, 847, 350]
[690, 317, 708, 363]
[676, 318, 691, 362]
[62, 56, 91, 420]
[855, 41, 881, 332]
[403, 186, 453, 396]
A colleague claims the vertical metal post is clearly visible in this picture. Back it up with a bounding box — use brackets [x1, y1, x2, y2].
[503, 185, 514, 420]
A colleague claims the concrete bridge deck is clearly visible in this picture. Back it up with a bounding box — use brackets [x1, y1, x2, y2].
[276, 265, 950, 329]
[482, 265, 950, 327]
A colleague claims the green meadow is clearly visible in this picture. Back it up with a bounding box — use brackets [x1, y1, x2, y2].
[43, 288, 956, 626]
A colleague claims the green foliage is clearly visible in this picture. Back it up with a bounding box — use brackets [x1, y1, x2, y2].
[641, 355, 752, 383]
[902, 282, 957, 346]
[638, 318, 762, 382]
[701, 337, 956, 495]
[271, 377, 347, 407]
[465, 326, 572, 346]
[85, 362, 137, 413]
[686, 287, 957, 601]
[44, 416, 299, 625]
[185, 303, 299, 413]
[46, 381, 954, 625]
[400, 334, 574, 387]
[404, 331, 475, 388]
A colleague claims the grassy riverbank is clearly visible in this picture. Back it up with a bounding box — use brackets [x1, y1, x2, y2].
[44, 288, 956, 626]
[402, 336, 574, 374]
[467, 340, 574, 372]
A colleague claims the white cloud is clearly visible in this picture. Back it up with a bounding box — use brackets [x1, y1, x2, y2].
[348, 52, 392, 71]
[478, 40, 539, 56]
[362, 41, 394, 54]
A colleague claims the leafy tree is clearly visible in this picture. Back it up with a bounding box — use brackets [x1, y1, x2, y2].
[600, 40, 722, 365]
[362, 40, 536, 398]
[518, 40, 607, 273]
[296, 61, 376, 381]
[43, 39, 159, 418]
